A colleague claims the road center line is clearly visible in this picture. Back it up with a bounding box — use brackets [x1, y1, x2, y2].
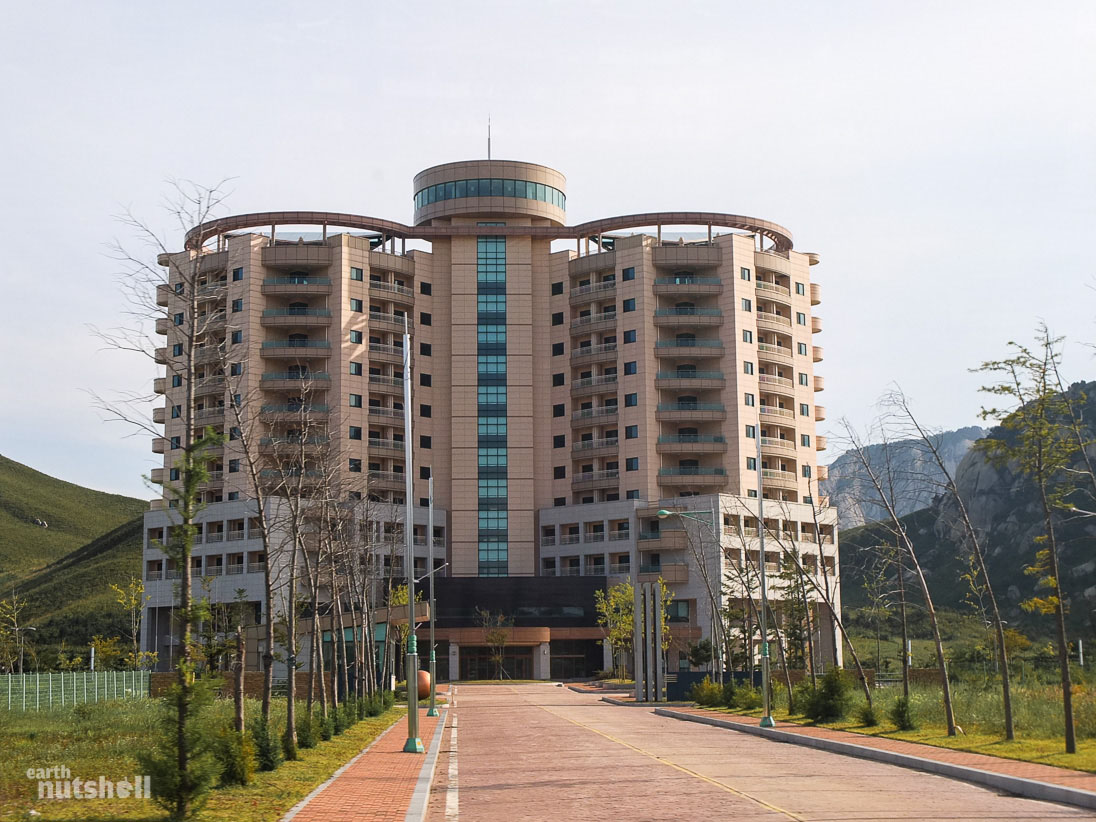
[537, 704, 805, 822]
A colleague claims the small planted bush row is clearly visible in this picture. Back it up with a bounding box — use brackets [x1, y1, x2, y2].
[687, 676, 762, 711]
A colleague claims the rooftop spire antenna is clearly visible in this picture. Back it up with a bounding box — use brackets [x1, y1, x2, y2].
[487, 115, 491, 160]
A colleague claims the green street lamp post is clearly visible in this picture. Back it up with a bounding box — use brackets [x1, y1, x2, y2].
[426, 476, 439, 717]
[401, 321, 424, 753]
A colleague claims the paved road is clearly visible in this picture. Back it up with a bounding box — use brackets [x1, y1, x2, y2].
[426, 684, 1094, 822]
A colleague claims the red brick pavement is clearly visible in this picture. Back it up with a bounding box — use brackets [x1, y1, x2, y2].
[674, 706, 1096, 792]
[288, 709, 442, 822]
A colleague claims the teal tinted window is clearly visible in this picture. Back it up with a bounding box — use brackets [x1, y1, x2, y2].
[477, 385, 507, 405]
[415, 178, 565, 210]
[478, 416, 507, 436]
[477, 294, 506, 314]
[477, 355, 507, 373]
[478, 478, 507, 497]
[479, 510, 507, 530]
[478, 447, 508, 467]
[478, 324, 506, 344]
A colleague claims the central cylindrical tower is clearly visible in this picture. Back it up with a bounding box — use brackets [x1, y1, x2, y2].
[413, 160, 566, 226]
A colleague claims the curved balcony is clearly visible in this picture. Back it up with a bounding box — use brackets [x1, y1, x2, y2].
[653, 307, 723, 327]
[197, 281, 227, 302]
[260, 340, 332, 359]
[812, 315, 823, 334]
[571, 342, 617, 363]
[156, 283, 171, 307]
[810, 282, 821, 306]
[813, 375, 825, 392]
[814, 405, 826, 421]
[260, 371, 331, 391]
[755, 280, 791, 303]
[651, 245, 722, 268]
[369, 311, 413, 332]
[655, 370, 725, 390]
[571, 406, 618, 422]
[151, 437, 167, 454]
[261, 244, 332, 268]
[572, 374, 618, 397]
[654, 339, 723, 358]
[817, 465, 829, 481]
[150, 468, 165, 485]
[368, 342, 407, 365]
[655, 402, 726, 422]
[367, 470, 407, 491]
[759, 405, 794, 421]
[760, 437, 796, 456]
[152, 406, 166, 424]
[261, 307, 332, 327]
[812, 345, 824, 363]
[657, 466, 729, 488]
[761, 468, 798, 490]
[259, 436, 330, 455]
[155, 317, 170, 335]
[758, 373, 795, 395]
[571, 437, 619, 458]
[757, 342, 793, 364]
[656, 434, 727, 454]
[569, 280, 616, 306]
[368, 374, 405, 395]
[259, 403, 330, 421]
[262, 276, 332, 297]
[154, 347, 168, 365]
[153, 377, 166, 395]
[369, 280, 415, 304]
[570, 311, 617, 334]
[816, 435, 828, 451]
[756, 311, 792, 332]
[572, 469, 620, 491]
[367, 407, 406, 426]
[652, 276, 722, 296]
[193, 376, 225, 397]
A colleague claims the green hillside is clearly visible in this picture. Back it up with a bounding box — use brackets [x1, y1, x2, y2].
[0, 454, 146, 588]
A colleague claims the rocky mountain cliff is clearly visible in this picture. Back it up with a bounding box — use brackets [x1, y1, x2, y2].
[822, 426, 985, 529]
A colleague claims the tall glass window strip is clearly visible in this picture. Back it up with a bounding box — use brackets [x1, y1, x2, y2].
[416, 179, 565, 211]
[477, 233, 508, 575]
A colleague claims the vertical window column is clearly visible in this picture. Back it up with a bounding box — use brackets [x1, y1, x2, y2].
[477, 232, 508, 576]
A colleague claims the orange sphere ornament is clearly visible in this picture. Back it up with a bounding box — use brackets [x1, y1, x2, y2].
[417, 669, 431, 700]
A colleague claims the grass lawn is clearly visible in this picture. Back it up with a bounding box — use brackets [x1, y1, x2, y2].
[0, 699, 404, 821]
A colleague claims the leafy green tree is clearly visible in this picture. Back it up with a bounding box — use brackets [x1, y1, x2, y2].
[687, 639, 714, 671]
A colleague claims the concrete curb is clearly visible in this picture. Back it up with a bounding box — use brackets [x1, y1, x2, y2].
[405, 707, 449, 822]
[601, 696, 693, 708]
[654, 707, 1096, 812]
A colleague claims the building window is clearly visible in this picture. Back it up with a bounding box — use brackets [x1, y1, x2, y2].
[746, 457, 757, 470]
[349, 394, 362, 407]
[228, 362, 242, 376]
[350, 361, 363, 376]
[349, 426, 362, 440]
[803, 465, 812, 478]
[552, 373, 565, 387]
[623, 330, 636, 344]
[796, 282, 806, 296]
[231, 299, 243, 313]
[552, 342, 564, 356]
[551, 281, 563, 295]
[554, 497, 566, 507]
[350, 267, 363, 281]
[743, 330, 753, 343]
[801, 434, 811, 447]
[800, 403, 809, 416]
[624, 361, 637, 375]
[420, 312, 432, 326]
[551, 312, 563, 326]
[350, 330, 363, 343]
[798, 342, 808, 356]
[420, 281, 432, 295]
[420, 373, 432, 386]
[171, 405, 181, 419]
[796, 312, 807, 325]
[621, 392, 636, 407]
[420, 342, 431, 356]
[173, 312, 184, 326]
[229, 427, 240, 440]
[349, 459, 362, 473]
[741, 298, 752, 312]
[744, 393, 755, 407]
[740, 268, 751, 281]
[170, 436, 180, 449]
[227, 492, 239, 501]
[350, 298, 363, 312]
[228, 459, 240, 473]
[553, 466, 566, 479]
[420, 467, 431, 479]
[746, 425, 756, 438]
[622, 267, 635, 281]
[744, 361, 754, 375]
[232, 267, 243, 281]
[169, 468, 180, 481]
[625, 425, 638, 439]
[553, 434, 565, 448]
[799, 372, 809, 386]
[171, 375, 182, 387]
[231, 330, 243, 344]
[420, 404, 432, 417]
[626, 457, 639, 471]
[172, 343, 183, 356]
[418, 435, 431, 449]
[626, 489, 640, 500]
[623, 298, 636, 312]
[553, 403, 565, 417]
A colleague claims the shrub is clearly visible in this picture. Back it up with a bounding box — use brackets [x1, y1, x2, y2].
[720, 679, 737, 708]
[382, 690, 396, 710]
[215, 727, 256, 786]
[804, 668, 852, 723]
[357, 697, 367, 720]
[734, 687, 762, 710]
[688, 676, 723, 707]
[889, 696, 916, 730]
[249, 716, 283, 771]
[333, 703, 348, 735]
[296, 714, 316, 749]
[791, 683, 815, 716]
[283, 725, 299, 761]
[857, 702, 880, 727]
[319, 711, 334, 741]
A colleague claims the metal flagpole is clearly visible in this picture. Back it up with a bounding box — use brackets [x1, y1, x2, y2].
[426, 476, 439, 716]
[758, 414, 774, 727]
[402, 318, 424, 753]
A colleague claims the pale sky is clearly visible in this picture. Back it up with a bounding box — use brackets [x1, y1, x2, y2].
[1, 0, 1093, 499]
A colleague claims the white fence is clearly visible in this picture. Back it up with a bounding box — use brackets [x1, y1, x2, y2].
[0, 671, 150, 711]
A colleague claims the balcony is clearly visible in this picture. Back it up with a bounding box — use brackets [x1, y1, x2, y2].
[816, 435, 827, 451]
[572, 437, 618, 457]
[198, 311, 226, 332]
[151, 437, 167, 454]
[812, 316, 823, 334]
[196, 281, 227, 301]
[193, 375, 225, 397]
[656, 435, 726, 454]
[150, 468, 166, 484]
[155, 317, 170, 335]
[815, 405, 826, 421]
[571, 374, 618, 397]
[652, 276, 722, 297]
[638, 562, 689, 584]
[260, 340, 332, 359]
[636, 530, 688, 551]
[558, 534, 581, 545]
[260, 371, 331, 391]
[367, 407, 406, 425]
[651, 245, 722, 268]
[572, 406, 618, 422]
[572, 469, 620, 491]
[367, 437, 406, 454]
[758, 342, 793, 363]
[653, 307, 722, 327]
[762, 469, 798, 490]
[756, 280, 791, 301]
[262, 276, 332, 296]
[817, 464, 829, 482]
[194, 406, 225, 423]
[657, 467, 728, 487]
[655, 370, 724, 390]
[812, 345, 824, 363]
[259, 403, 330, 420]
[655, 402, 726, 422]
[261, 244, 332, 268]
[369, 311, 413, 332]
[260, 307, 332, 327]
[608, 530, 631, 542]
[758, 373, 794, 395]
[654, 339, 723, 358]
[570, 343, 617, 363]
[194, 346, 227, 365]
[153, 377, 166, 395]
[813, 375, 825, 392]
[569, 280, 616, 305]
[570, 311, 617, 333]
[259, 436, 330, 454]
[368, 470, 407, 491]
[156, 283, 171, 306]
[154, 347, 168, 364]
[368, 374, 405, 395]
[152, 406, 166, 424]
[756, 311, 792, 332]
[368, 342, 407, 365]
[259, 469, 322, 485]
[759, 405, 794, 421]
[225, 564, 245, 576]
[369, 280, 415, 303]
[810, 282, 821, 306]
[608, 563, 631, 576]
[760, 437, 796, 455]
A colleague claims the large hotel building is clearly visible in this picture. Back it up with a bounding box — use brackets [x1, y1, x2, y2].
[142, 159, 839, 679]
